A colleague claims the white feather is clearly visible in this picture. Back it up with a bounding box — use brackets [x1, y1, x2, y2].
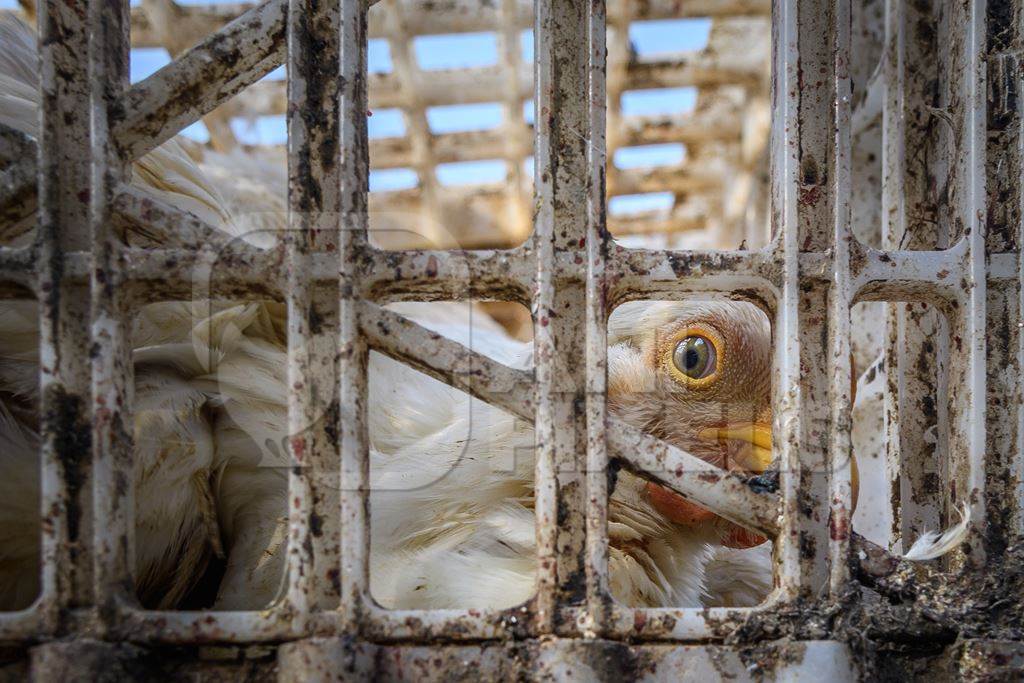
[703, 544, 772, 607]
[901, 504, 971, 561]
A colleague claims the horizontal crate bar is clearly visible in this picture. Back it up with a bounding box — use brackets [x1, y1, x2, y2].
[114, 606, 295, 643]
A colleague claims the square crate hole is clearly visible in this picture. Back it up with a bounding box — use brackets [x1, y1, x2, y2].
[851, 300, 958, 558]
[368, 301, 535, 610]
[607, 297, 774, 608]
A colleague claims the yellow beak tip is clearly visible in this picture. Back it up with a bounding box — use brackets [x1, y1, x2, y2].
[698, 422, 773, 473]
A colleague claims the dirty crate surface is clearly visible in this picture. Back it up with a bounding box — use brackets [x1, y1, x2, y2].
[0, 0, 1022, 680]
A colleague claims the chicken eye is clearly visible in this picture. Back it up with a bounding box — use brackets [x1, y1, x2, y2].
[672, 335, 717, 380]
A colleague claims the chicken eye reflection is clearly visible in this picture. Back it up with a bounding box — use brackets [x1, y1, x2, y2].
[672, 335, 717, 380]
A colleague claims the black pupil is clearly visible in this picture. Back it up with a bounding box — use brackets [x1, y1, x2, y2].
[684, 347, 701, 370]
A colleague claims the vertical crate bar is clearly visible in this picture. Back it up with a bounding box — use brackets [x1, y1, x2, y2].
[1017, 73, 1024, 538]
[285, 0, 343, 619]
[769, 0, 797, 589]
[338, 0, 371, 634]
[584, 0, 609, 633]
[881, 0, 948, 548]
[984, 4, 1024, 546]
[945, 0, 987, 564]
[828, 0, 854, 592]
[1018, 162, 1024, 538]
[772, 0, 839, 597]
[532, 0, 591, 634]
[89, 0, 135, 614]
[36, 0, 95, 617]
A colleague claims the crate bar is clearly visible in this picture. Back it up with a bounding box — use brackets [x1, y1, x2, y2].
[827, 0, 853, 591]
[945, 0, 987, 564]
[57, 244, 535, 306]
[22, 0, 97, 633]
[584, 0, 610, 635]
[531, 0, 592, 634]
[771, 0, 802, 595]
[598, 599, 787, 640]
[117, 246, 534, 305]
[772, 0, 838, 597]
[284, 0, 343, 619]
[274, 639, 855, 680]
[338, 0, 371, 635]
[880, 0, 948, 549]
[854, 245, 967, 304]
[365, 247, 533, 303]
[606, 248, 779, 302]
[984, 10, 1024, 545]
[89, 0, 136, 616]
[113, 185, 243, 251]
[1018, 91, 1024, 539]
[359, 606, 518, 642]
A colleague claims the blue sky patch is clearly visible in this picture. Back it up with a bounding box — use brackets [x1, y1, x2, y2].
[613, 143, 685, 169]
[436, 159, 506, 186]
[608, 192, 674, 215]
[629, 19, 711, 56]
[427, 103, 503, 134]
[368, 109, 406, 138]
[370, 167, 418, 192]
[231, 115, 287, 146]
[414, 32, 498, 71]
[621, 87, 698, 116]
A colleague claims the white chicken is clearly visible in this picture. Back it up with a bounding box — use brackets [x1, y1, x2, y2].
[0, 16, 964, 614]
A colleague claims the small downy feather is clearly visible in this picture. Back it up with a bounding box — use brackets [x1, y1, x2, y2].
[901, 504, 971, 561]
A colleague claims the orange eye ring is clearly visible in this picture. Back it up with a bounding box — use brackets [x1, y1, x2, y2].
[661, 325, 725, 388]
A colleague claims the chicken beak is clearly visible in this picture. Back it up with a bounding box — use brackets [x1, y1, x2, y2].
[697, 422, 773, 474]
